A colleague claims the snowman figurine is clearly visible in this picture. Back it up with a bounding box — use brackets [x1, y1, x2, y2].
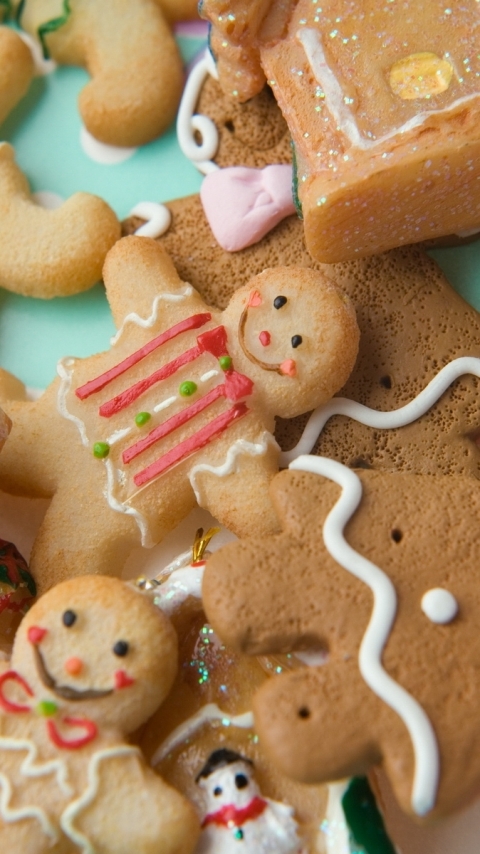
[195, 748, 303, 853]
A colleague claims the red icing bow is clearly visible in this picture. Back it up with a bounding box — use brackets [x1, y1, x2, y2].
[202, 796, 267, 828]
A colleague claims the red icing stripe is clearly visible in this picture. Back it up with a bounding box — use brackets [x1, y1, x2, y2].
[99, 345, 202, 418]
[75, 313, 211, 401]
[133, 402, 249, 487]
[123, 384, 226, 464]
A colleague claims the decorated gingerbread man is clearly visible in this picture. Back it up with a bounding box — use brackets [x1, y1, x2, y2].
[0, 573, 199, 853]
[0, 236, 358, 591]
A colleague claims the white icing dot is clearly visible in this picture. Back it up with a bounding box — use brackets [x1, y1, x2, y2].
[80, 126, 137, 165]
[421, 588, 458, 624]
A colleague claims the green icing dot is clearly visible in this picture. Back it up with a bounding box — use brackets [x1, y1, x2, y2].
[219, 355, 232, 371]
[37, 699, 58, 717]
[135, 412, 151, 427]
[93, 442, 110, 459]
[342, 777, 396, 854]
[179, 381, 197, 397]
[233, 828, 244, 840]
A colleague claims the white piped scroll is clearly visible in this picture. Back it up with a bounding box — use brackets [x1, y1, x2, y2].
[289, 454, 440, 816]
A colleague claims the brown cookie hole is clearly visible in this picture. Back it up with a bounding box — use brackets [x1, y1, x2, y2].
[298, 706, 311, 719]
[350, 458, 372, 469]
[224, 119, 235, 133]
[380, 375, 392, 389]
[391, 528, 403, 543]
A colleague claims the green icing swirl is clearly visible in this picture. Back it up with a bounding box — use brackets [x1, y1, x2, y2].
[20, 0, 72, 59]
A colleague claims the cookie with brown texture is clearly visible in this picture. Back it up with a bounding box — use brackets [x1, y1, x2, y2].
[203, 465, 480, 822]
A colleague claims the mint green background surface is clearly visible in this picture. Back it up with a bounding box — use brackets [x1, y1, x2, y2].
[0, 32, 479, 389]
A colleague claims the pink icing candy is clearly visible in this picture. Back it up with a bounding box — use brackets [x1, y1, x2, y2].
[200, 165, 296, 251]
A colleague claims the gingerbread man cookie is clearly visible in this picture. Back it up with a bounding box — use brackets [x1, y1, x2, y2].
[0, 574, 199, 853]
[203, 460, 480, 821]
[0, 236, 358, 590]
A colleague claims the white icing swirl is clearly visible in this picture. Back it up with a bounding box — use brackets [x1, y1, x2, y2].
[60, 745, 140, 853]
[190, 431, 279, 504]
[129, 202, 172, 239]
[176, 49, 220, 175]
[110, 285, 193, 345]
[151, 703, 254, 767]
[282, 356, 480, 465]
[289, 454, 439, 816]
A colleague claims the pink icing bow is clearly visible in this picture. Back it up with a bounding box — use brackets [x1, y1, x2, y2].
[200, 164, 296, 252]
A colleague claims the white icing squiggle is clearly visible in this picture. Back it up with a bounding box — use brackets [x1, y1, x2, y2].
[60, 745, 139, 854]
[290, 455, 439, 816]
[104, 459, 154, 548]
[0, 735, 73, 840]
[152, 703, 254, 767]
[176, 49, 220, 175]
[298, 29, 480, 151]
[57, 358, 89, 447]
[190, 432, 279, 503]
[281, 356, 480, 466]
[129, 202, 172, 239]
[110, 286, 194, 345]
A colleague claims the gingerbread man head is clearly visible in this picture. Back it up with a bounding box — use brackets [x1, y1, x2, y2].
[5, 575, 177, 736]
[222, 266, 359, 419]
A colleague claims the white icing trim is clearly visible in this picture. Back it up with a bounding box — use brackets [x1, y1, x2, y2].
[0, 735, 74, 840]
[110, 286, 194, 346]
[281, 356, 480, 465]
[289, 455, 439, 816]
[106, 427, 132, 445]
[190, 431, 279, 503]
[176, 49, 220, 175]
[104, 459, 154, 548]
[17, 30, 57, 76]
[151, 703, 254, 767]
[298, 29, 480, 151]
[200, 369, 219, 383]
[57, 358, 89, 447]
[129, 202, 172, 239]
[60, 745, 140, 853]
[153, 395, 177, 413]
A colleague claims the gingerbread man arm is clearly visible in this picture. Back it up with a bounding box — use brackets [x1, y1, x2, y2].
[103, 236, 208, 332]
[190, 433, 281, 538]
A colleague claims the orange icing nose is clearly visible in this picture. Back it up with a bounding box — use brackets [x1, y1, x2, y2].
[280, 359, 297, 377]
[64, 657, 83, 676]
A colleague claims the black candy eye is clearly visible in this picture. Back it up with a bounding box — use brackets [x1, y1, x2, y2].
[213, 786, 222, 797]
[62, 610, 76, 627]
[273, 295, 287, 309]
[235, 773, 248, 789]
[291, 335, 302, 348]
[113, 640, 129, 657]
